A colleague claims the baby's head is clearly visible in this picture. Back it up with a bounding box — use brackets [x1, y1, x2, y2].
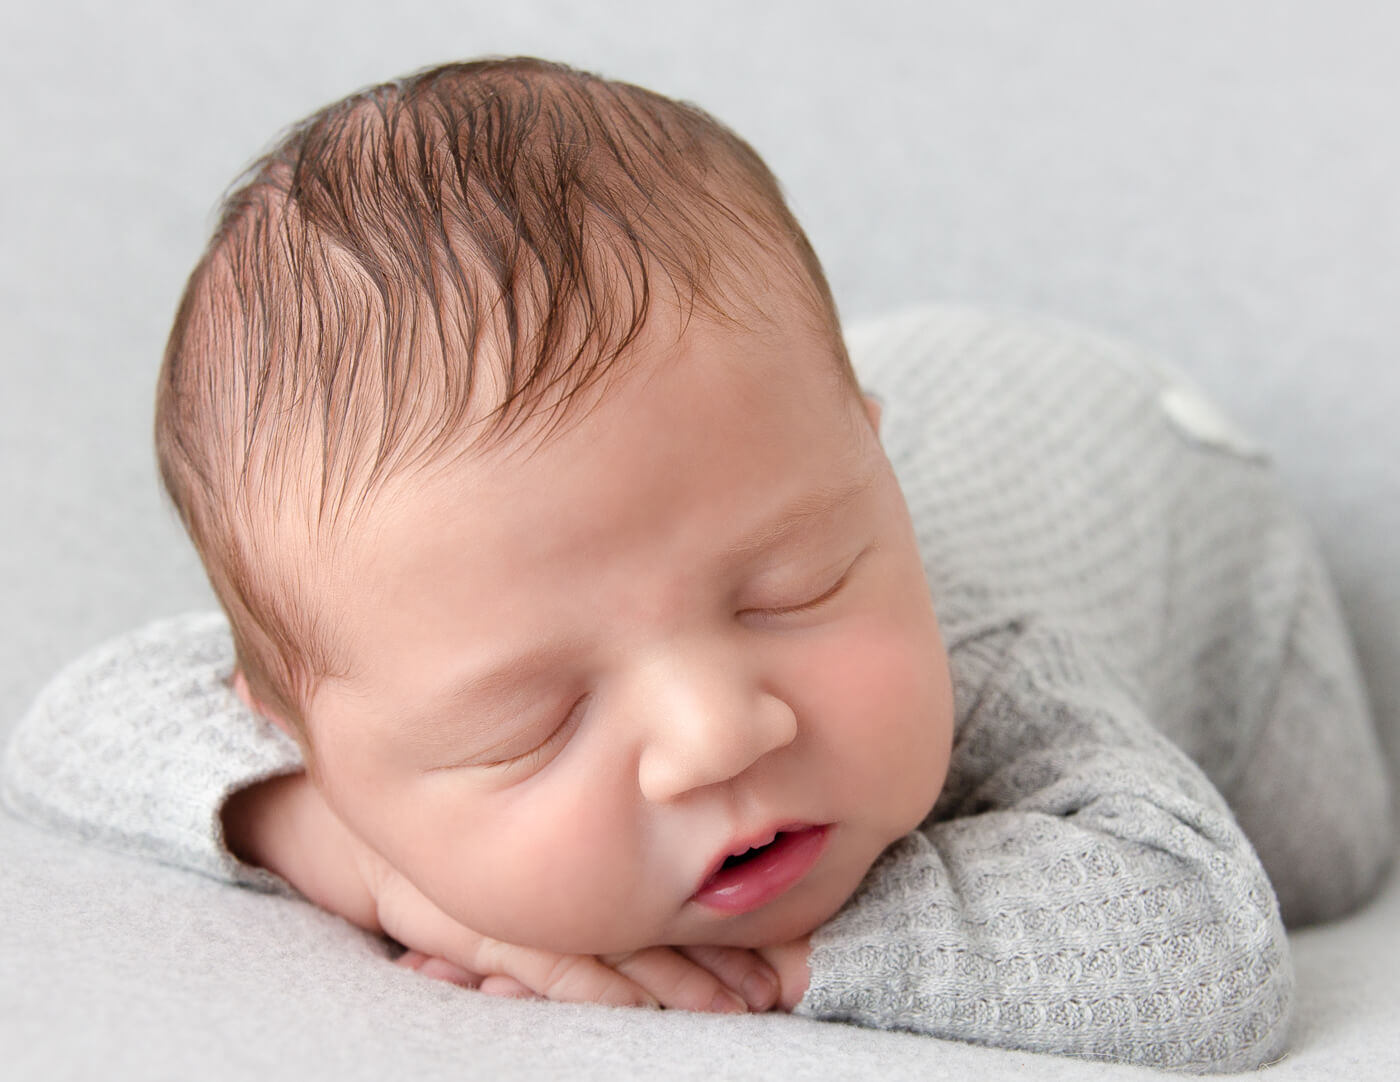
[158, 58, 954, 953]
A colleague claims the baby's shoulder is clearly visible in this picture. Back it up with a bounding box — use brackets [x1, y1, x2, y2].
[3, 612, 270, 802]
[852, 307, 1290, 653]
[848, 303, 1161, 390]
[849, 304, 1270, 482]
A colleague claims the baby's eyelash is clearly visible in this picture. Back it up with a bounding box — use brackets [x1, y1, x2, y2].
[748, 564, 858, 620]
[485, 695, 588, 772]
[746, 547, 871, 620]
[768, 573, 849, 615]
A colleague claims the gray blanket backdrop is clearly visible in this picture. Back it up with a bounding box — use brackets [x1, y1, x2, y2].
[3, 2, 1397, 1079]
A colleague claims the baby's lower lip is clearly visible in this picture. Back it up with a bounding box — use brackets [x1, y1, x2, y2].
[690, 825, 831, 915]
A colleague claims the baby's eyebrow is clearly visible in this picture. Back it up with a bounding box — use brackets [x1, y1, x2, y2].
[718, 472, 874, 563]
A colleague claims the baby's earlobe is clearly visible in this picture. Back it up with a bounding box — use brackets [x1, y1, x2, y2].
[231, 668, 256, 710]
[230, 668, 296, 739]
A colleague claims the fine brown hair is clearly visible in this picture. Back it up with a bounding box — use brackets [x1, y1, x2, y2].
[155, 57, 846, 743]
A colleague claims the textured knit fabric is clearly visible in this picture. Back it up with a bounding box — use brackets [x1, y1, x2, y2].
[3, 306, 1392, 1072]
[3, 612, 302, 895]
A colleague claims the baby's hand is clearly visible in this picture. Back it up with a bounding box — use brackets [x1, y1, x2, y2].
[394, 939, 779, 1013]
[222, 773, 778, 1013]
[371, 866, 778, 1012]
[757, 936, 813, 1011]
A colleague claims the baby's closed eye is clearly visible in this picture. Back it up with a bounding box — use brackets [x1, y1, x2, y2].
[738, 547, 870, 624]
[476, 695, 590, 773]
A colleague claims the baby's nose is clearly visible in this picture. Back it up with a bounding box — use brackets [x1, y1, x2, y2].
[632, 651, 797, 802]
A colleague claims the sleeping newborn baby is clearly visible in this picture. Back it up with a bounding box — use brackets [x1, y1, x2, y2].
[4, 56, 1392, 1072]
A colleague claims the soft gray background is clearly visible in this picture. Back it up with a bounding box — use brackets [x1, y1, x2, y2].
[2, 2, 1397, 1079]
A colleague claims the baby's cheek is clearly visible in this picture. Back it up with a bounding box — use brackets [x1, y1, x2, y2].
[459, 778, 648, 953]
[813, 618, 952, 824]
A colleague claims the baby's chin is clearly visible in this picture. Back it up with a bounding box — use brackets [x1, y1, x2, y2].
[489, 891, 842, 958]
[652, 885, 859, 953]
[707, 893, 855, 949]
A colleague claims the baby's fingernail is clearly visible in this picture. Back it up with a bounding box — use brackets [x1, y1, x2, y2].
[741, 971, 778, 1010]
[709, 989, 748, 1014]
[602, 986, 658, 1009]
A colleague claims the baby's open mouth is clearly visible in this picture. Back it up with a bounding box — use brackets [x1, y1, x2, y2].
[691, 825, 832, 916]
[719, 835, 782, 872]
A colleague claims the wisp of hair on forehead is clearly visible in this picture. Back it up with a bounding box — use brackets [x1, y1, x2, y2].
[155, 57, 845, 741]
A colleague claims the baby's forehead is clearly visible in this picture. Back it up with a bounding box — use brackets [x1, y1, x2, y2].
[245, 271, 851, 568]
[440, 285, 852, 464]
[315, 300, 874, 634]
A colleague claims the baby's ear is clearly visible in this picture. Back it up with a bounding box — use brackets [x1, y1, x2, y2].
[231, 667, 297, 741]
[862, 393, 883, 434]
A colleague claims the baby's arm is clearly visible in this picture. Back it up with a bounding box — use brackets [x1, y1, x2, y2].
[2, 615, 777, 1013]
[3, 613, 302, 891]
[795, 623, 1293, 1073]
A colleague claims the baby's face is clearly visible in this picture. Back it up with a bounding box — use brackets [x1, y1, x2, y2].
[301, 290, 955, 954]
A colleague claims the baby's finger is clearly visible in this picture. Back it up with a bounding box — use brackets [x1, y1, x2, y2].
[376, 872, 658, 1009]
[396, 949, 479, 988]
[602, 946, 749, 1014]
[478, 975, 541, 1000]
[477, 942, 661, 1009]
[677, 945, 779, 1011]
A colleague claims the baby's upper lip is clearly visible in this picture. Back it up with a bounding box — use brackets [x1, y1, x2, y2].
[692, 821, 816, 895]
